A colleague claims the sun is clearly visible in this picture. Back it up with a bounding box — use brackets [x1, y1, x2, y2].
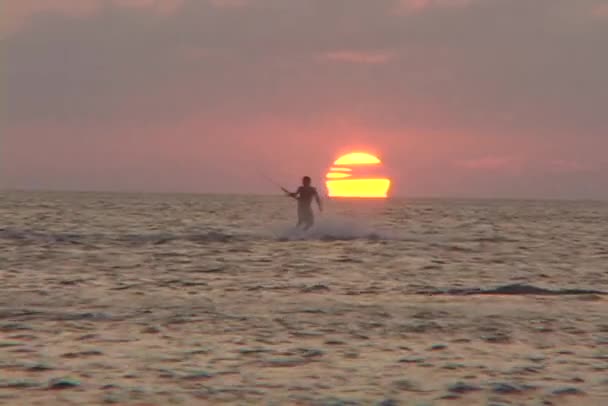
[325, 152, 392, 198]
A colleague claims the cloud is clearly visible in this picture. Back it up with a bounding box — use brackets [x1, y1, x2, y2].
[1, 0, 182, 36]
[322, 50, 394, 64]
[113, 0, 184, 15]
[397, 0, 475, 13]
[5, 0, 608, 135]
[2, 0, 98, 36]
[547, 159, 593, 174]
[455, 156, 599, 177]
[208, 0, 250, 9]
[455, 155, 525, 173]
[592, 3, 608, 19]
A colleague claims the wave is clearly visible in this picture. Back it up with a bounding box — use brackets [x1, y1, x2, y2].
[0, 222, 523, 246]
[417, 284, 607, 296]
[1, 216, 397, 245]
[266, 216, 398, 241]
[0, 228, 246, 246]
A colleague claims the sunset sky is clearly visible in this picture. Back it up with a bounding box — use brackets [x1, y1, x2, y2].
[3, 0, 608, 198]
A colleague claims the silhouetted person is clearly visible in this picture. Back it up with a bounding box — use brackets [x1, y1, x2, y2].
[284, 176, 322, 230]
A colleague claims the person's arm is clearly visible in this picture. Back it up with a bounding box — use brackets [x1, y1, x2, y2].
[285, 187, 300, 199]
[314, 189, 322, 211]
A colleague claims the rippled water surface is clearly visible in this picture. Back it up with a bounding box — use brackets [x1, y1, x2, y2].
[2, 191, 607, 290]
[1, 191, 607, 405]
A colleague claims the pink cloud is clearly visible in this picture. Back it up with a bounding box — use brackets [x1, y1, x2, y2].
[1, 0, 182, 37]
[322, 50, 394, 65]
[456, 155, 524, 172]
[397, 0, 475, 14]
[114, 0, 184, 15]
[592, 3, 608, 19]
[547, 159, 593, 173]
[456, 156, 595, 175]
[209, 0, 250, 8]
[2, 0, 98, 36]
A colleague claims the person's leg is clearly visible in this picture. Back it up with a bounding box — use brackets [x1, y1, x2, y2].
[302, 210, 314, 230]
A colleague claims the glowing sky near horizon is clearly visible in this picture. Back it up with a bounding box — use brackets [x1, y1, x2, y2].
[2, 0, 608, 198]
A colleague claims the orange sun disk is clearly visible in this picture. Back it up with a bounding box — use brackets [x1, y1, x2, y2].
[325, 152, 391, 198]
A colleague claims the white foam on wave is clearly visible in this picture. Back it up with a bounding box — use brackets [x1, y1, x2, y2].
[266, 215, 397, 241]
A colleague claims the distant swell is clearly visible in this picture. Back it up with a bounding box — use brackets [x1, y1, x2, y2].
[0, 228, 244, 246]
[419, 284, 607, 296]
[0, 225, 392, 245]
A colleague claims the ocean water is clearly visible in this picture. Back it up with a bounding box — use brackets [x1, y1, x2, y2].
[2, 191, 607, 291]
[1, 191, 608, 404]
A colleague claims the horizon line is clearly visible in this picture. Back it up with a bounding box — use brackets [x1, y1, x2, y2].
[1, 187, 606, 203]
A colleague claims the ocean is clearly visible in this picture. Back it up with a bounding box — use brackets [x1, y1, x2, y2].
[1, 191, 607, 405]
